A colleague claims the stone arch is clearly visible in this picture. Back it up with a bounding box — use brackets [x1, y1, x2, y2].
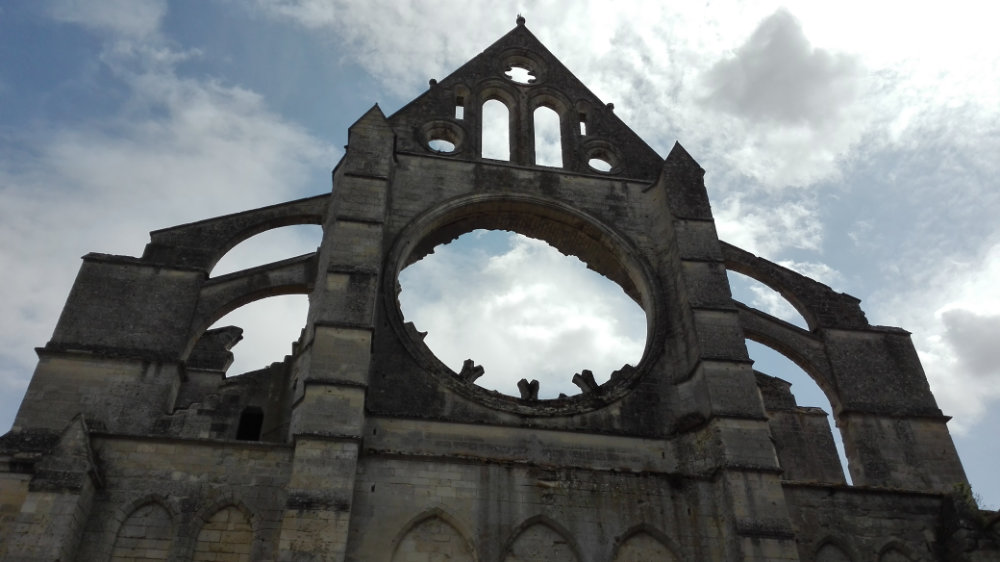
[211, 223, 322, 277]
[143, 194, 327, 271]
[877, 540, 916, 561]
[725, 257, 819, 331]
[477, 80, 517, 161]
[721, 241, 868, 331]
[736, 304, 836, 399]
[527, 89, 572, 168]
[476, 80, 518, 110]
[183, 254, 316, 360]
[814, 538, 855, 562]
[393, 193, 655, 308]
[502, 515, 581, 562]
[191, 503, 255, 561]
[739, 318, 841, 415]
[727, 268, 810, 329]
[385, 192, 662, 415]
[611, 525, 680, 562]
[110, 499, 175, 561]
[390, 508, 477, 562]
[526, 87, 571, 114]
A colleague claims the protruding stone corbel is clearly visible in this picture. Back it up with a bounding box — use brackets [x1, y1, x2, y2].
[458, 359, 484, 383]
[403, 322, 427, 341]
[517, 379, 539, 400]
[572, 369, 598, 393]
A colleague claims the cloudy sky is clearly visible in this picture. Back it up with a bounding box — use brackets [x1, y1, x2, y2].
[1, 1, 998, 505]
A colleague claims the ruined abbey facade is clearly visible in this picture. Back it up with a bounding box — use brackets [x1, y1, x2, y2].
[1, 20, 996, 561]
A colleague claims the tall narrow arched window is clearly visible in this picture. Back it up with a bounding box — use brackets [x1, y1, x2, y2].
[481, 99, 509, 161]
[533, 106, 562, 167]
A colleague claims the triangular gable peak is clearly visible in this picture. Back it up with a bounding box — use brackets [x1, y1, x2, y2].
[388, 18, 664, 180]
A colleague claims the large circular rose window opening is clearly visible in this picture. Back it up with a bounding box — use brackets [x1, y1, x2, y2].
[387, 195, 657, 411]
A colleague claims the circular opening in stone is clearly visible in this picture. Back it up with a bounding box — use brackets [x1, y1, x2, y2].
[588, 158, 613, 172]
[428, 138, 456, 152]
[421, 121, 464, 155]
[585, 145, 620, 173]
[398, 229, 647, 399]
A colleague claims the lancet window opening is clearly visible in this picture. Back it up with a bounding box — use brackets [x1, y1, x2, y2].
[480, 98, 510, 161]
[533, 105, 562, 167]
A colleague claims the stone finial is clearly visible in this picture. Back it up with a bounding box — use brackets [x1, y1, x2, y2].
[517, 378, 539, 400]
[516, 14, 526, 26]
[429, 78, 437, 87]
[458, 359, 485, 383]
[572, 369, 598, 393]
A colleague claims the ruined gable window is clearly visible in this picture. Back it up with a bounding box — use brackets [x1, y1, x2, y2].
[236, 406, 264, 441]
[505, 65, 535, 84]
[579, 113, 587, 136]
[481, 99, 510, 160]
[455, 96, 465, 120]
[533, 106, 562, 167]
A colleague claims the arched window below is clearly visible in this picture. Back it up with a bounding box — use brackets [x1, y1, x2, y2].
[533, 106, 562, 167]
[481, 99, 510, 161]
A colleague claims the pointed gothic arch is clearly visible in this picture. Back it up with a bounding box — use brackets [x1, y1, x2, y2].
[390, 507, 477, 562]
[191, 503, 255, 561]
[815, 538, 856, 562]
[878, 540, 916, 561]
[502, 515, 581, 562]
[110, 499, 175, 561]
[611, 524, 680, 561]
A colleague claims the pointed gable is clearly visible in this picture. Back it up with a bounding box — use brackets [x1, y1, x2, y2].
[388, 18, 664, 179]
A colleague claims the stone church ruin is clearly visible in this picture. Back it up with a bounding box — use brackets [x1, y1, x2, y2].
[1, 18, 997, 561]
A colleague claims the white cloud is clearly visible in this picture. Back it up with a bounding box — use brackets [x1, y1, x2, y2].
[942, 310, 1000, 378]
[0, 5, 336, 427]
[399, 232, 646, 399]
[714, 194, 822, 257]
[246, 1, 998, 194]
[48, 0, 166, 38]
[703, 9, 861, 127]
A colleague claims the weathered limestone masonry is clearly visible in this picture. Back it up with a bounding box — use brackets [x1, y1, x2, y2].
[0, 18, 997, 561]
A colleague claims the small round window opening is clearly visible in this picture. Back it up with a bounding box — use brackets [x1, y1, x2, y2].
[585, 145, 621, 174]
[428, 139, 456, 153]
[588, 158, 613, 172]
[421, 121, 464, 155]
